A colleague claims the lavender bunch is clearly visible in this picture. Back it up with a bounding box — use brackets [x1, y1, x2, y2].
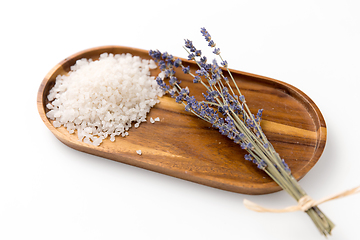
[149, 28, 334, 236]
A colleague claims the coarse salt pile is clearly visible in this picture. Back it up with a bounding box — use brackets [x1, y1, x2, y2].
[46, 52, 163, 146]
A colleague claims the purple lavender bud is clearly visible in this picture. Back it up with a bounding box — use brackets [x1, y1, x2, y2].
[182, 66, 190, 74]
[173, 58, 182, 68]
[213, 48, 221, 55]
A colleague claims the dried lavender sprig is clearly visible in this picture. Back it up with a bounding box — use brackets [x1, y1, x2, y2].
[200, 28, 272, 156]
[199, 28, 335, 234]
[198, 29, 307, 176]
[153, 47, 291, 178]
[183, 41, 264, 135]
[154, 69, 217, 126]
[158, 52, 282, 172]
[151, 49, 287, 180]
[149, 29, 334, 235]
[182, 40, 283, 170]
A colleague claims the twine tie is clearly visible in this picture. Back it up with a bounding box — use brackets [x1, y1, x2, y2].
[244, 185, 360, 213]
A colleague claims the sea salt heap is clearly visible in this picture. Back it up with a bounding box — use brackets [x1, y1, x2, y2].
[46, 53, 163, 146]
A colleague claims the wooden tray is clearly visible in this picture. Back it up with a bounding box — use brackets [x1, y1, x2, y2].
[37, 46, 326, 195]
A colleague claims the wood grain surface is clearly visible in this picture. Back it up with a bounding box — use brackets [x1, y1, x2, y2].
[37, 46, 326, 195]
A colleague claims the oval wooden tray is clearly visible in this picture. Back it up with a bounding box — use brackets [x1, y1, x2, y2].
[37, 46, 326, 195]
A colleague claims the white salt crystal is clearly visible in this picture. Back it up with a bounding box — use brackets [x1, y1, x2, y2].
[154, 117, 160, 122]
[148, 60, 157, 69]
[46, 53, 164, 146]
[46, 103, 54, 110]
[136, 150, 142, 155]
[92, 137, 103, 146]
[53, 121, 61, 128]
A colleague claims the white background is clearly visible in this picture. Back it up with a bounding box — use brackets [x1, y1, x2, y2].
[1, 1, 359, 239]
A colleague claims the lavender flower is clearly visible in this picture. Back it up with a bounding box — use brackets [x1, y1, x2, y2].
[193, 76, 201, 83]
[244, 154, 253, 161]
[200, 56, 207, 64]
[149, 49, 162, 62]
[239, 95, 245, 102]
[208, 40, 216, 47]
[173, 58, 182, 68]
[169, 76, 177, 86]
[213, 48, 221, 55]
[221, 60, 228, 67]
[188, 53, 195, 60]
[195, 68, 207, 76]
[184, 39, 194, 49]
[182, 66, 190, 74]
[201, 27, 211, 41]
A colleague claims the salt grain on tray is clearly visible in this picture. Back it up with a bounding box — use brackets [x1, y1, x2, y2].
[149, 117, 161, 123]
[46, 53, 163, 146]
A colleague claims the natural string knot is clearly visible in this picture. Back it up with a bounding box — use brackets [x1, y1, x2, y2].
[297, 195, 315, 212]
[243, 185, 360, 213]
